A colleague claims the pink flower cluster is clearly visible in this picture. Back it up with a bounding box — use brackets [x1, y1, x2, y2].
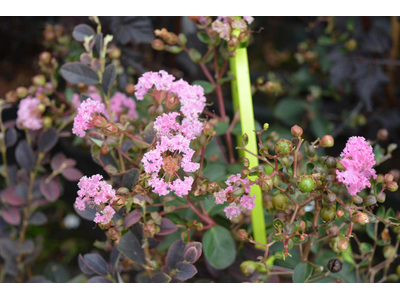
[107, 92, 138, 121]
[214, 174, 256, 219]
[211, 16, 254, 41]
[137, 70, 207, 197]
[72, 86, 102, 110]
[72, 98, 105, 138]
[75, 174, 116, 225]
[336, 136, 377, 196]
[16, 97, 43, 130]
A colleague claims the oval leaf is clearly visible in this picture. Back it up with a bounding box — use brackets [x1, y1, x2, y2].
[83, 253, 109, 275]
[116, 231, 145, 264]
[62, 168, 83, 181]
[86, 276, 112, 283]
[29, 212, 48, 226]
[74, 204, 97, 221]
[293, 262, 313, 283]
[4, 127, 17, 147]
[60, 62, 99, 85]
[124, 209, 142, 229]
[72, 24, 95, 42]
[3, 207, 21, 226]
[40, 177, 61, 202]
[15, 140, 35, 172]
[1, 186, 25, 206]
[102, 64, 116, 95]
[38, 128, 58, 153]
[203, 226, 235, 270]
[175, 262, 197, 281]
[122, 168, 139, 189]
[157, 218, 177, 236]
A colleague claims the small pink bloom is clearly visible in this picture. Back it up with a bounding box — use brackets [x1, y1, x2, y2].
[72, 98, 105, 138]
[224, 204, 242, 220]
[94, 206, 115, 225]
[16, 97, 43, 130]
[243, 16, 254, 24]
[135, 70, 175, 100]
[336, 136, 377, 195]
[106, 92, 138, 121]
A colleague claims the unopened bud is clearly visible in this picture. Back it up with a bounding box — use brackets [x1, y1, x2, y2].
[337, 239, 349, 252]
[364, 195, 377, 206]
[237, 229, 248, 239]
[377, 128, 389, 141]
[275, 138, 292, 156]
[291, 125, 303, 137]
[16, 87, 28, 99]
[352, 212, 369, 225]
[351, 195, 363, 204]
[152, 39, 165, 51]
[324, 156, 337, 169]
[165, 94, 179, 110]
[39, 52, 52, 64]
[92, 115, 108, 128]
[383, 245, 396, 260]
[263, 123, 269, 130]
[125, 83, 135, 95]
[336, 210, 344, 218]
[156, 105, 164, 116]
[232, 188, 245, 198]
[387, 181, 399, 192]
[240, 261, 257, 276]
[298, 176, 315, 193]
[108, 47, 121, 59]
[43, 116, 52, 129]
[382, 228, 390, 242]
[384, 174, 394, 183]
[104, 123, 118, 135]
[32, 74, 46, 87]
[320, 135, 334, 148]
[377, 192, 386, 203]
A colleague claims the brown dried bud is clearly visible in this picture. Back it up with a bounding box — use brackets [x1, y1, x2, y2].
[320, 135, 334, 147]
[152, 39, 165, 51]
[125, 83, 135, 95]
[381, 228, 390, 242]
[377, 128, 389, 141]
[236, 229, 248, 240]
[203, 121, 214, 135]
[104, 123, 118, 135]
[291, 125, 303, 137]
[143, 222, 158, 238]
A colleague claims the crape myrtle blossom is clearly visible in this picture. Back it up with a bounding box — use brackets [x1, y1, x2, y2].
[72, 98, 105, 138]
[108, 92, 138, 121]
[16, 97, 43, 130]
[336, 136, 377, 196]
[134, 70, 175, 100]
[214, 174, 256, 220]
[75, 174, 116, 225]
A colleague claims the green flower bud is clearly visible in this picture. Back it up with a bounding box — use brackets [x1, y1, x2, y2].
[351, 212, 369, 225]
[320, 135, 334, 148]
[387, 181, 399, 192]
[32, 74, 46, 87]
[337, 239, 349, 252]
[383, 245, 396, 260]
[275, 138, 292, 156]
[305, 145, 316, 158]
[324, 156, 337, 169]
[240, 261, 257, 276]
[232, 188, 245, 198]
[351, 195, 363, 204]
[364, 195, 377, 207]
[298, 176, 315, 193]
[321, 205, 336, 222]
[377, 192, 386, 203]
[272, 193, 288, 211]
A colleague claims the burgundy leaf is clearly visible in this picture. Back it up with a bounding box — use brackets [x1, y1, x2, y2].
[40, 177, 61, 202]
[62, 168, 83, 181]
[1, 186, 25, 206]
[3, 207, 21, 225]
[124, 209, 142, 229]
[51, 153, 76, 171]
[157, 218, 178, 236]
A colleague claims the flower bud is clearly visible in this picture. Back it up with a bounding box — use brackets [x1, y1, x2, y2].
[298, 176, 315, 193]
[321, 205, 336, 222]
[240, 261, 257, 276]
[236, 229, 248, 240]
[364, 195, 377, 207]
[39, 52, 52, 64]
[337, 239, 349, 252]
[32, 74, 46, 87]
[305, 145, 316, 158]
[384, 173, 394, 183]
[263, 123, 269, 130]
[351, 195, 363, 204]
[377, 192, 386, 203]
[165, 94, 180, 110]
[275, 138, 292, 156]
[156, 105, 164, 116]
[92, 115, 108, 128]
[376, 174, 385, 183]
[143, 222, 158, 238]
[125, 83, 135, 95]
[336, 209, 344, 218]
[327, 193, 336, 203]
[381, 228, 390, 242]
[108, 46, 121, 59]
[291, 125, 303, 137]
[320, 135, 334, 147]
[383, 245, 396, 260]
[104, 123, 118, 135]
[387, 181, 399, 192]
[43, 116, 52, 129]
[152, 39, 165, 51]
[351, 212, 369, 225]
[16, 87, 28, 99]
[324, 156, 337, 169]
[232, 188, 245, 198]
[272, 193, 288, 211]
[299, 220, 306, 231]
[377, 128, 389, 141]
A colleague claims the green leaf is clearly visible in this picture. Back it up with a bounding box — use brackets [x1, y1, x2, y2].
[203, 163, 227, 182]
[293, 262, 313, 283]
[202, 226, 235, 269]
[188, 48, 202, 63]
[386, 208, 395, 218]
[166, 46, 182, 54]
[192, 80, 215, 94]
[373, 144, 384, 164]
[360, 242, 373, 253]
[376, 205, 386, 219]
[273, 98, 305, 126]
[197, 32, 210, 43]
[214, 120, 229, 135]
[366, 222, 376, 241]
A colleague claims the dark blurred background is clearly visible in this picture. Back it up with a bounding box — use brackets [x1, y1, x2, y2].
[1, 16, 400, 280]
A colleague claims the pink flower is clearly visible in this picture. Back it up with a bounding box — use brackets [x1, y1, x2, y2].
[72, 98, 105, 138]
[16, 97, 43, 130]
[153, 112, 203, 141]
[336, 136, 377, 196]
[75, 174, 116, 211]
[213, 173, 256, 219]
[212, 20, 231, 41]
[106, 92, 138, 121]
[135, 71, 175, 100]
[243, 16, 254, 24]
[224, 204, 242, 220]
[72, 94, 81, 110]
[94, 206, 115, 225]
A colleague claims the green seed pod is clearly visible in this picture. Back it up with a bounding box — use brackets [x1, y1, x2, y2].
[305, 145, 316, 158]
[351, 195, 363, 204]
[240, 261, 257, 276]
[383, 245, 396, 260]
[377, 192, 386, 203]
[321, 205, 336, 222]
[298, 176, 315, 193]
[272, 193, 288, 211]
[324, 156, 337, 169]
[275, 138, 292, 157]
[232, 188, 245, 198]
[364, 195, 377, 207]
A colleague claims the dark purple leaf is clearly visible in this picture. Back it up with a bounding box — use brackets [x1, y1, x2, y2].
[40, 177, 61, 202]
[124, 209, 142, 229]
[93, 33, 103, 57]
[184, 247, 198, 264]
[27, 276, 52, 283]
[51, 153, 76, 171]
[72, 24, 95, 42]
[15, 140, 35, 172]
[62, 167, 83, 181]
[5, 259, 18, 277]
[109, 17, 153, 45]
[184, 242, 202, 262]
[150, 272, 171, 283]
[102, 63, 116, 95]
[1, 186, 25, 206]
[74, 204, 97, 221]
[166, 239, 186, 269]
[38, 128, 58, 153]
[3, 207, 21, 225]
[29, 212, 48, 226]
[175, 262, 197, 281]
[4, 127, 17, 147]
[122, 168, 139, 189]
[61, 62, 99, 85]
[87, 276, 112, 283]
[116, 231, 145, 264]
[78, 254, 96, 276]
[83, 253, 109, 275]
[157, 218, 178, 236]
